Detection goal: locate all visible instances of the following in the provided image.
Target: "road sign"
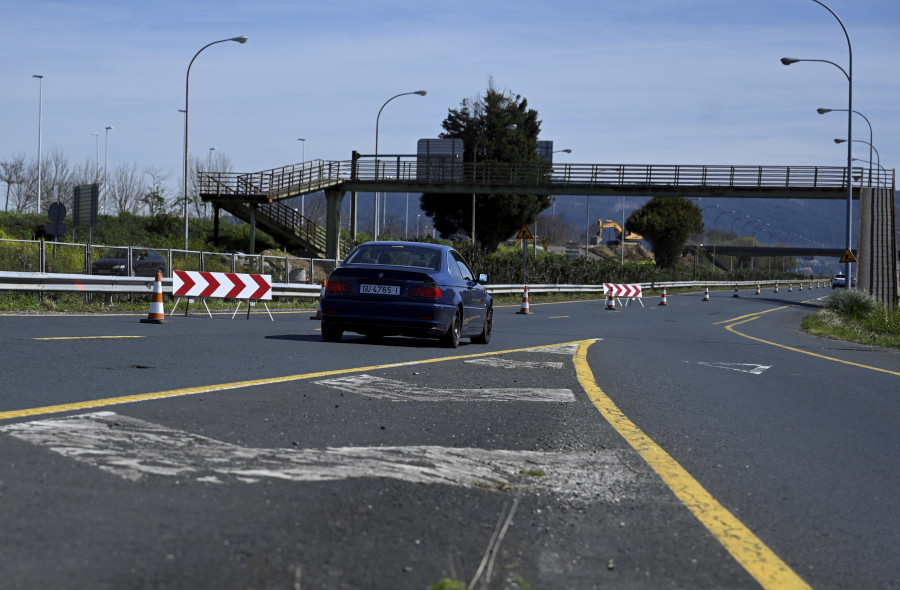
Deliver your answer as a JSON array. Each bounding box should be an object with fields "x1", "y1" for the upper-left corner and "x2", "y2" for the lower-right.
[
  {"x1": 173, "y1": 271, "x2": 272, "y2": 300},
  {"x1": 44, "y1": 222, "x2": 67, "y2": 237},
  {"x1": 517, "y1": 225, "x2": 534, "y2": 240},
  {"x1": 48, "y1": 202, "x2": 66, "y2": 223},
  {"x1": 839, "y1": 248, "x2": 857, "y2": 264},
  {"x1": 603, "y1": 283, "x2": 643, "y2": 298},
  {"x1": 73, "y1": 184, "x2": 99, "y2": 226}
]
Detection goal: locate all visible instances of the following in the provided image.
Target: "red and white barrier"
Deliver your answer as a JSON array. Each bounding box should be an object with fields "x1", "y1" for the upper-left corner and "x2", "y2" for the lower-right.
[
  {"x1": 603, "y1": 283, "x2": 642, "y2": 298},
  {"x1": 171, "y1": 271, "x2": 273, "y2": 320},
  {"x1": 173, "y1": 271, "x2": 272, "y2": 300}
]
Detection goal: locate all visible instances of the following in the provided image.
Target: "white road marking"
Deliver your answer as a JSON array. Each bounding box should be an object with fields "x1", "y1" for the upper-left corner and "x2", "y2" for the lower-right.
[
  {"x1": 529, "y1": 343, "x2": 581, "y2": 355},
  {"x1": 1, "y1": 412, "x2": 640, "y2": 503},
  {"x1": 698, "y1": 362, "x2": 772, "y2": 375},
  {"x1": 315, "y1": 374, "x2": 575, "y2": 403},
  {"x1": 464, "y1": 358, "x2": 564, "y2": 370}
]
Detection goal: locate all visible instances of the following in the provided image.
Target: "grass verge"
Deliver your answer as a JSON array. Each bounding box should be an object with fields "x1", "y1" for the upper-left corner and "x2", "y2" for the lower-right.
[{"x1": 803, "y1": 290, "x2": 900, "y2": 349}]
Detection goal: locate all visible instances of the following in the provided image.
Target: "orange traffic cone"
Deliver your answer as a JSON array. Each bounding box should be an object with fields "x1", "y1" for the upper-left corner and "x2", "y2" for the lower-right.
[
  {"x1": 755, "y1": 283, "x2": 761, "y2": 296},
  {"x1": 516, "y1": 286, "x2": 533, "y2": 314},
  {"x1": 658, "y1": 286, "x2": 668, "y2": 306},
  {"x1": 732, "y1": 285, "x2": 740, "y2": 298},
  {"x1": 141, "y1": 270, "x2": 169, "y2": 324},
  {"x1": 788, "y1": 284, "x2": 793, "y2": 292},
  {"x1": 702, "y1": 286, "x2": 710, "y2": 302},
  {"x1": 606, "y1": 293, "x2": 617, "y2": 311},
  {"x1": 311, "y1": 279, "x2": 326, "y2": 320},
  {"x1": 774, "y1": 283, "x2": 779, "y2": 294},
  {"x1": 799, "y1": 283, "x2": 804, "y2": 291}
]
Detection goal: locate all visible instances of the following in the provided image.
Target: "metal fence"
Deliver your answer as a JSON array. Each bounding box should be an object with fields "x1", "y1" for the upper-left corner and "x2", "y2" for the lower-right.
[{"x1": 0, "y1": 238, "x2": 338, "y2": 285}]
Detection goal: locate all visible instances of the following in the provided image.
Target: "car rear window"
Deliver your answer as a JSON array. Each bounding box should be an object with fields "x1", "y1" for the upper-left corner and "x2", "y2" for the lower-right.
[{"x1": 344, "y1": 245, "x2": 441, "y2": 270}]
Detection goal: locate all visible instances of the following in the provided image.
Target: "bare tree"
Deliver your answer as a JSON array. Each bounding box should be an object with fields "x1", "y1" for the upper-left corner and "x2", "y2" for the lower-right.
[
  {"x1": 1, "y1": 155, "x2": 27, "y2": 212},
  {"x1": 42, "y1": 149, "x2": 78, "y2": 212},
  {"x1": 107, "y1": 162, "x2": 147, "y2": 214},
  {"x1": 141, "y1": 166, "x2": 174, "y2": 216},
  {"x1": 188, "y1": 151, "x2": 233, "y2": 221}
]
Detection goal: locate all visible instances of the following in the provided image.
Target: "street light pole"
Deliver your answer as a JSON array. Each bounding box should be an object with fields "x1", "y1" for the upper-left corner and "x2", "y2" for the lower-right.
[
  {"x1": 104, "y1": 126, "x2": 113, "y2": 214},
  {"x1": 818, "y1": 108, "x2": 872, "y2": 185},
  {"x1": 374, "y1": 90, "x2": 427, "y2": 241},
  {"x1": 183, "y1": 35, "x2": 248, "y2": 251},
  {"x1": 298, "y1": 138, "x2": 306, "y2": 219},
  {"x1": 835, "y1": 138, "x2": 879, "y2": 186},
  {"x1": 90, "y1": 132, "x2": 100, "y2": 182},
  {"x1": 32, "y1": 75, "x2": 43, "y2": 213},
  {"x1": 781, "y1": 0, "x2": 853, "y2": 286}
]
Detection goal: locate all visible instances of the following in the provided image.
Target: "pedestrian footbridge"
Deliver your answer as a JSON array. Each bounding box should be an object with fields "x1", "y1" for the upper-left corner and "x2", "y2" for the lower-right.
[{"x1": 200, "y1": 155, "x2": 882, "y2": 258}]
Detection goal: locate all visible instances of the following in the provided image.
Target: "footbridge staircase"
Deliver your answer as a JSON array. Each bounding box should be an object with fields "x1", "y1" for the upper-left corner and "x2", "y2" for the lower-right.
[{"x1": 199, "y1": 160, "x2": 349, "y2": 257}]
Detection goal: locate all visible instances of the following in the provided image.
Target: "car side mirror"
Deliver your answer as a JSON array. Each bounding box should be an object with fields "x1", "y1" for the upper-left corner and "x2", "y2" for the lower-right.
[{"x1": 478, "y1": 273, "x2": 489, "y2": 284}]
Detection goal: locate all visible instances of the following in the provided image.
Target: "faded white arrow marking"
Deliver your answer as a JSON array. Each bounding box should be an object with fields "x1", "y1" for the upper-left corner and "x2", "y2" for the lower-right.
[
  {"x1": 315, "y1": 374, "x2": 574, "y2": 403},
  {"x1": 464, "y1": 358, "x2": 564, "y2": 370},
  {"x1": 0, "y1": 412, "x2": 639, "y2": 503},
  {"x1": 698, "y1": 362, "x2": 771, "y2": 375},
  {"x1": 528, "y1": 343, "x2": 581, "y2": 356}
]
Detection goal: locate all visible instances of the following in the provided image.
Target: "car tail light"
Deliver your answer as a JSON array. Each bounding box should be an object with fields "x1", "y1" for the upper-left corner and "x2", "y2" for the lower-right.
[
  {"x1": 325, "y1": 281, "x2": 351, "y2": 294},
  {"x1": 409, "y1": 283, "x2": 442, "y2": 299}
]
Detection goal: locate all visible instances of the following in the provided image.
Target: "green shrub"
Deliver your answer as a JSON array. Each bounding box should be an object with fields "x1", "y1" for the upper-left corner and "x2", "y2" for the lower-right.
[{"x1": 824, "y1": 288, "x2": 880, "y2": 320}]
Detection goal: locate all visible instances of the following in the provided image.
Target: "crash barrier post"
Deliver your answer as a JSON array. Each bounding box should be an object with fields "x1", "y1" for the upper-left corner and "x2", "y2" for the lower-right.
[
  {"x1": 516, "y1": 286, "x2": 533, "y2": 315},
  {"x1": 604, "y1": 283, "x2": 643, "y2": 308},
  {"x1": 170, "y1": 270, "x2": 273, "y2": 320},
  {"x1": 140, "y1": 270, "x2": 169, "y2": 324}
]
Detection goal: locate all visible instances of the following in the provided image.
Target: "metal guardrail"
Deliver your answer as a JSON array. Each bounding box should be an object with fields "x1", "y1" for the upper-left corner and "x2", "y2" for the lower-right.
[
  {"x1": 0, "y1": 273, "x2": 825, "y2": 299},
  {"x1": 0, "y1": 238, "x2": 339, "y2": 283}
]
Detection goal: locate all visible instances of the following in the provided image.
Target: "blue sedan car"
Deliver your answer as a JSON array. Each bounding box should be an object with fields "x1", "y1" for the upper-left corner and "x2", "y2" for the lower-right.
[{"x1": 320, "y1": 242, "x2": 492, "y2": 347}]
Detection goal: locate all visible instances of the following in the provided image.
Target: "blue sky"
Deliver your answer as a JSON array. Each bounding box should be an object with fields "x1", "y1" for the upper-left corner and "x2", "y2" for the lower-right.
[{"x1": 2, "y1": 0, "x2": 898, "y2": 196}]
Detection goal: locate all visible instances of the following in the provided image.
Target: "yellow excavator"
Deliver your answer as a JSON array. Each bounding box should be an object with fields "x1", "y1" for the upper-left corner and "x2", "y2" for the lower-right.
[{"x1": 597, "y1": 219, "x2": 643, "y2": 245}]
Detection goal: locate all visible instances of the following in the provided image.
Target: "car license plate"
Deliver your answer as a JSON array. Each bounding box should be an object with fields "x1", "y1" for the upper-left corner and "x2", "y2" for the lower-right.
[{"x1": 361, "y1": 284, "x2": 400, "y2": 295}]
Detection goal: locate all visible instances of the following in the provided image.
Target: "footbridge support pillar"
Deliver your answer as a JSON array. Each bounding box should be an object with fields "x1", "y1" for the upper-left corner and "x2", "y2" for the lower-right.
[{"x1": 324, "y1": 186, "x2": 346, "y2": 260}]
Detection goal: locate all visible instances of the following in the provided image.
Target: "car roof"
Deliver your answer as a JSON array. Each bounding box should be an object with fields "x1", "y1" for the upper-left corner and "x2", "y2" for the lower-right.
[{"x1": 361, "y1": 241, "x2": 449, "y2": 250}]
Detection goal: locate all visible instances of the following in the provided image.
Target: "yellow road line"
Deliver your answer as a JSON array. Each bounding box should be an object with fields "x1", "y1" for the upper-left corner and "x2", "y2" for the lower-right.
[
  {"x1": 712, "y1": 306, "x2": 789, "y2": 325},
  {"x1": 574, "y1": 339, "x2": 811, "y2": 590},
  {"x1": 0, "y1": 341, "x2": 579, "y2": 422},
  {"x1": 33, "y1": 336, "x2": 145, "y2": 341},
  {"x1": 726, "y1": 316, "x2": 900, "y2": 377}
]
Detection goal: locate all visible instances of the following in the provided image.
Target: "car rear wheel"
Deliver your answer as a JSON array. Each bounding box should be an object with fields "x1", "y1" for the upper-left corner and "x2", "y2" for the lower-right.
[
  {"x1": 440, "y1": 308, "x2": 461, "y2": 348},
  {"x1": 322, "y1": 322, "x2": 343, "y2": 342},
  {"x1": 471, "y1": 304, "x2": 492, "y2": 345}
]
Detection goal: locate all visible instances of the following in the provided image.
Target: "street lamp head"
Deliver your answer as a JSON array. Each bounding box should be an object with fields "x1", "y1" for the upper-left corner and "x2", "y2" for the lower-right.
[
  {"x1": 816, "y1": 108, "x2": 832, "y2": 114},
  {"x1": 834, "y1": 138, "x2": 846, "y2": 144},
  {"x1": 561, "y1": 148, "x2": 572, "y2": 153},
  {"x1": 780, "y1": 57, "x2": 800, "y2": 65},
  {"x1": 413, "y1": 90, "x2": 427, "y2": 96},
  {"x1": 33, "y1": 74, "x2": 44, "y2": 79},
  {"x1": 106, "y1": 126, "x2": 114, "y2": 131},
  {"x1": 231, "y1": 36, "x2": 249, "y2": 44}
]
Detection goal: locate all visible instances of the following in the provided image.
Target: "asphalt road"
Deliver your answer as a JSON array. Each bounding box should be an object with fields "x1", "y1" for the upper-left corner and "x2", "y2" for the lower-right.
[{"x1": 0, "y1": 286, "x2": 897, "y2": 589}]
